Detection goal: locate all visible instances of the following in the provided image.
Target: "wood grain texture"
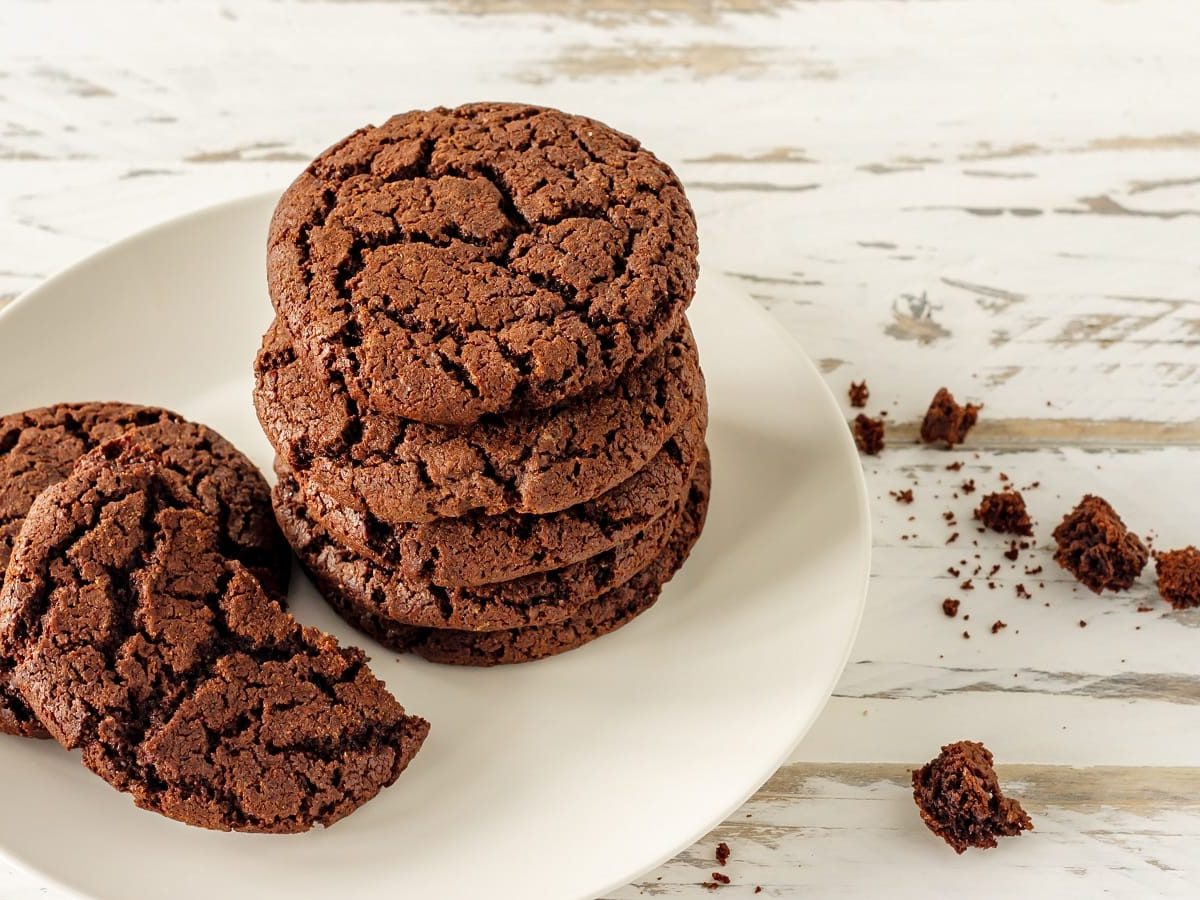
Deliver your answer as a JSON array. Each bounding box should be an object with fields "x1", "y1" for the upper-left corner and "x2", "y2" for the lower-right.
[{"x1": 1, "y1": 0, "x2": 1198, "y2": 896}]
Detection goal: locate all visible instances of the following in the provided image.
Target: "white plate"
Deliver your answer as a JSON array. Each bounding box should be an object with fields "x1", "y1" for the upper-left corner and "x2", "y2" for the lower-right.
[{"x1": 0, "y1": 194, "x2": 869, "y2": 900}]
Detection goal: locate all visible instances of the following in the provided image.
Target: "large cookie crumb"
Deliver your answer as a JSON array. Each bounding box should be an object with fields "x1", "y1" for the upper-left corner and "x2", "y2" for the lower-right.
[
  {"x1": 1155, "y1": 547, "x2": 1200, "y2": 610},
  {"x1": 976, "y1": 490, "x2": 1033, "y2": 537},
  {"x1": 1052, "y1": 495, "x2": 1147, "y2": 593},
  {"x1": 911, "y1": 740, "x2": 1032, "y2": 853},
  {"x1": 920, "y1": 388, "x2": 980, "y2": 449}
]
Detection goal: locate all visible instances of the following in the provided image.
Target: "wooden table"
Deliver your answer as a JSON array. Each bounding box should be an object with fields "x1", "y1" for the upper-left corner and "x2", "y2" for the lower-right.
[{"x1": 2, "y1": 2, "x2": 1198, "y2": 896}]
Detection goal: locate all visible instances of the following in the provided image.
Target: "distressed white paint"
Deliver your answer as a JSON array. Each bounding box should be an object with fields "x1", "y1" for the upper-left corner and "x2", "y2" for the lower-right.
[{"x1": 1, "y1": 0, "x2": 1198, "y2": 896}]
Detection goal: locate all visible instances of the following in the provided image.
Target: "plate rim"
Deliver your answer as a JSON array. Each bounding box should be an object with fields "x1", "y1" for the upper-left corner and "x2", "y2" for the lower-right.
[{"x1": 0, "y1": 190, "x2": 871, "y2": 900}]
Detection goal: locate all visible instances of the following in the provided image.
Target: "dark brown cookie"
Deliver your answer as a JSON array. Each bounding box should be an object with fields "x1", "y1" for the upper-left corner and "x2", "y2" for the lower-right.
[
  {"x1": 287, "y1": 405, "x2": 706, "y2": 587},
  {"x1": 324, "y1": 460, "x2": 709, "y2": 665},
  {"x1": 255, "y1": 315, "x2": 705, "y2": 522},
  {"x1": 0, "y1": 402, "x2": 290, "y2": 739},
  {"x1": 274, "y1": 452, "x2": 706, "y2": 632},
  {"x1": 0, "y1": 440, "x2": 428, "y2": 833},
  {"x1": 267, "y1": 102, "x2": 698, "y2": 425}
]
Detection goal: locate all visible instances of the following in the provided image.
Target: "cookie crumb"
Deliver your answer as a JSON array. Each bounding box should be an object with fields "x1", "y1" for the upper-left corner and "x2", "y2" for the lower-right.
[
  {"x1": 1004, "y1": 543, "x2": 1020, "y2": 562},
  {"x1": 960, "y1": 579, "x2": 974, "y2": 591},
  {"x1": 946, "y1": 532, "x2": 960, "y2": 545},
  {"x1": 716, "y1": 842, "x2": 731, "y2": 866},
  {"x1": 976, "y1": 490, "x2": 1033, "y2": 537},
  {"x1": 1079, "y1": 620, "x2": 1087, "y2": 628},
  {"x1": 1052, "y1": 495, "x2": 1148, "y2": 593},
  {"x1": 946, "y1": 461, "x2": 965, "y2": 472},
  {"x1": 711, "y1": 873, "x2": 731, "y2": 885},
  {"x1": 911, "y1": 740, "x2": 1033, "y2": 853},
  {"x1": 1024, "y1": 565, "x2": 1043, "y2": 576},
  {"x1": 1015, "y1": 584, "x2": 1031, "y2": 600},
  {"x1": 849, "y1": 380, "x2": 870, "y2": 408},
  {"x1": 853, "y1": 414, "x2": 885, "y2": 455},
  {"x1": 1154, "y1": 547, "x2": 1200, "y2": 610},
  {"x1": 961, "y1": 479, "x2": 977, "y2": 495},
  {"x1": 920, "y1": 388, "x2": 981, "y2": 449},
  {"x1": 891, "y1": 488, "x2": 915, "y2": 504},
  {"x1": 943, "y1": 598, "x2": 961, "y2": 617},
  {"x1": 962, "y1": 630, "x2": 970, "y2": 639},
  {"x1": 991, "y1": 620, "x2": 1007, "y2": 634}
]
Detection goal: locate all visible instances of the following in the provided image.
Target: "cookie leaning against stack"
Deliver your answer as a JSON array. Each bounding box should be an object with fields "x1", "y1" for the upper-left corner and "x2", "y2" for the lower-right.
[
  {"x1": 0, "y1": 405, "x2": 428, "y2": 832},
  {"x1": 257, "y1": 102, "x2": 709, "y2": 664}
]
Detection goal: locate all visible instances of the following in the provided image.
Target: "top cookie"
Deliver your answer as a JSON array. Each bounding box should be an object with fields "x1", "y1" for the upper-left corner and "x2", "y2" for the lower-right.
[
  {"x1": 0, "y1": 440, "x2": 428, "y2": 833},
  {"x1": 268, "y1": 102, "x2": 699, "y2": 425}
]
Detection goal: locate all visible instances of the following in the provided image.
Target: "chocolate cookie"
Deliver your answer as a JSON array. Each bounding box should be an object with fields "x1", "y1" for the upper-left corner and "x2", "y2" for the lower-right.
[
  {"x1": 0, "y1": 440, "x2": 428, "y2": 832},
  {"x1": 0, "y1": 402, "x2": 290, "y2": 739},
  {"x1": 326, "y1": 460, "x2": 709, "y2": 665},
  {"x1": 255, "y1": 315, "x2": 705, "y2": 522},
  {"x1": 287, "y1": 404, "x2": 706, "y2": 587},
  {"x1": 267, "y1": 102, "x2": 699, "y2": 425},
  {"x1": 274, "y1": 453, "x2": 705, "y2": 632}
]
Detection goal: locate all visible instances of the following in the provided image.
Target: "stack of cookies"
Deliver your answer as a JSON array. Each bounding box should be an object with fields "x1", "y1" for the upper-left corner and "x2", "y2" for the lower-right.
[{"x1": 255, "y1": 102, "x2": 710, "y2": 665}]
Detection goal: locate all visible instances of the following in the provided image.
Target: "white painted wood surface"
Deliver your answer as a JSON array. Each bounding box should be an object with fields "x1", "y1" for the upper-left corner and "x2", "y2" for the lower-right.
[{"x1": 2, "y1": 1, "x2": 1198, "y2": 896}]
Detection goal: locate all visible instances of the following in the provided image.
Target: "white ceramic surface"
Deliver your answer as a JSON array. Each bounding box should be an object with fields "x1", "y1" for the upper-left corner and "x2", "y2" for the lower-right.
[{"x1": 0, "y1": 194, "x2": 869, "y2": 900}]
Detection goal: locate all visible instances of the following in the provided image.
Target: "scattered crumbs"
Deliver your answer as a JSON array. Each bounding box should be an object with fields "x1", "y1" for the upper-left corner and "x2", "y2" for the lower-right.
[
  {"x1": 1003, "y1": 542, "x2": 1021, "y2": 561},
  {"x1": 702, "y1": 882, "x2": 719, "y2": 891},
  {"x1": 947, "y1": 566, "x2": 961, "y2": 577},
  {"x1": 986, "y1": 581, "x2": 996, "y2": 590},
  {"x1": 1022, "y1": 481, "x2": 1041, "y2": 491},
  {"x1": 963, "y1": 630, "x2": 971, "y2": 639},
  {"x1": 943, "y1": 598, "x2": 961, "y2": 617},
  {"x1": 849, "y1": 380, "x2": 870, "y2": 408},
  {"x1": 901, "y1": 535, "x2": 910, "y2": 541},
  {"x1": 998, "y1": 472, "x2": 1010, "y2": 482},
  {"x1": 961, "y1": 579, "x2": 974, "y2": 591},
  {"x1": 908, "y1": 516, "x2": 916, "y2": 522},
  {"x1": 991, "y1": 620, "x2": 1007, "y2": 634},
  {"x1": 755, "y1": 888, "x2": 763, "y2": 895},
  {"x1": 972, "y1": 565, "x2": 981, "y2": 576},
  {"x1": 963, "y1": 614, "x2": 970, "y2": 621},
  {"x1": 891, "y1": 488, "x2": 915, "y2": 504},
  {"x1": 943, "y1": 510, "x2": 957, "y2": 523},
  {"x1": 1137, "y1": 605, "x2": 1153, "y2": 613},
  {"x1": 946, "y1": 532, "x2": 960, "y2": 545},
  {"x1": 988, "y1": 564, "x2": 1001, "y2": 577},
  {"x1": 946, "y1": 461, "x2": 965, "y2": 472},
  {"x1": 1015, "y1": 584, "x2": 1031, "y2": 599},
  {"x1": 853, "y1": 414, "x2": 885, "y2": 455},
  {"x1": 1038, "y1": 581, "x2": 1045, "y2": 589},
  {"x1": 880, "y1": 409, "x2": 889, "y2": 417},
  {"x1": 1024, "y1": 565, "x2": 1043, "y2": 575},
  {"x1": 711, "y1": 872, "x2": 731, "y2": 885},
  {"x1": 961, "y1": 479, "x2": 977, "y2": 494},
  {"x1": 1079, "y1": 620, "x2": 1087, "y2": 628},
  {"x1": 716, "y1": 842, "x2": 730, "y2": 867}
]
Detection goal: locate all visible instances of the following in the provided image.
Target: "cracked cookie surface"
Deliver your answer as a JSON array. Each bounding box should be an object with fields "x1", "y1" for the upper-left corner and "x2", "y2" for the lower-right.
[
  {"x1": 325, "y1": 462, "x2": 709, "y2": 666},
  {"x1": 0, "y1": 440, "x2": 428, "y2": 833},
  {"x1": 285, "y1": 403, "x2": 706, "y2": 587},
  {"x1": 274, "y1": 453, "x2": 706, "y2": 632},
  {"x1": 0, "y1": 403, "x2": 290, "y2": 738},
  {"x1": 267, "y1": 102, "x2": 699, "y2": 425},
  {"x1": 255, "y1": 315, "x2": 704, "y2": 522}
]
